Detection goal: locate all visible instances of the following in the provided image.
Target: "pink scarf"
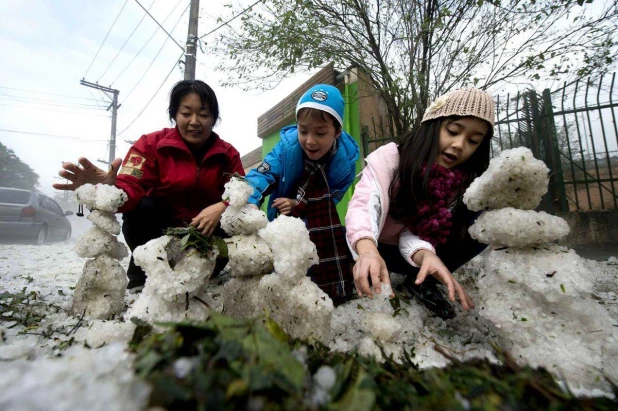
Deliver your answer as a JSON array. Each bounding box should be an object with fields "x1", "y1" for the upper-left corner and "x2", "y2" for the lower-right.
[{"x1": 407, "y1": 163, "x2": 464, "y2": 246}]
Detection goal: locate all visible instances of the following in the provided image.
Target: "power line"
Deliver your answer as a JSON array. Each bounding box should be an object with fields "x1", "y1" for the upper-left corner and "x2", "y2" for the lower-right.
[
  {"x1": 199, "y1": 0, "x2": 263, "y2": 40},
  {"x1": 83, "y1": 0, "x2": 130, "y2": 79},
  {"x1": 117, "y1": 52, "x2": 184, "y2": 137},
  {"x1": 97, "y1": 0, "x2": 158, "y2": 83},
  {"x1": 0, "y1": 128, "x2": 108, "y2": 142},
  {"x1": 121, "y1": 3, "x2": 189, "y2": 104},
  {"x1": 0, "y1": 94, "x2": 107, "y2": 109},
  {"x1": 0, "y1": 103, "x2": 111, "y2": 117},
  {"x1": 111, "y1": 0, "x2": 183, "y2": 85},
  {"x1": 0, "y1": 86, "x2": 100, "y2": 101},
  {"x1": 134, "y1": 0, "x2": 185, "y2": 52}
]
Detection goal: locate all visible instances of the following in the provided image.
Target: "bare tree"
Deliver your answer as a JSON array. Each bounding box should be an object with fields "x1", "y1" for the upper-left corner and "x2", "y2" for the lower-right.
[{"x1": 210, "y1": 0, "x2": 617, "y2": 137}]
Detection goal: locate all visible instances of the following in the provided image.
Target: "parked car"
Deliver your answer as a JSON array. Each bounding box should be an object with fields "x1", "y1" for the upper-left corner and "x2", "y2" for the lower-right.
[{"x1": 0, "y1": 187, "x2": 72, "y2": 245}]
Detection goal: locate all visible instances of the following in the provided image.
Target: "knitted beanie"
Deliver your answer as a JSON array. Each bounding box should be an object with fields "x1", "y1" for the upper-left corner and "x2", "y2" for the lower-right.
[
  {"x1": 296, "y1": 84, "x2": 344, "y2": 126},
  {"x1": 421, "y1": 88, "x2": 495, "y2": 126}
]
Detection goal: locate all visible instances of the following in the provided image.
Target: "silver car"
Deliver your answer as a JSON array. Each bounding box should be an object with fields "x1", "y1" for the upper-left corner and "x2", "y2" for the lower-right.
[{"x1": 0, "y1": 187, "x2": 72, "y2": 244}]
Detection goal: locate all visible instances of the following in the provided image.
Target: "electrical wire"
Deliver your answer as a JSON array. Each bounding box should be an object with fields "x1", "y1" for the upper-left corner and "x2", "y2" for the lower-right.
[
  {"x1": 83, "y1": 0, "x2": 130, "y2": 79},
  {"x1": 121, "y1": 2, "x2": 189, "y2": 104},
  {"x1": 0, "y1": 128, "x2": 108, "y2": 142},
  {"x1": 0, "y1": 103, "x2": 110, "y2": 117},
  {"x1": 111, "y1": 0, "x2": 183, "y2": 85},
  {"x1": 0, "y1": 86, "x2": 100, "y2": 101},
  {"x1": 97, "y1": 0, "x2": 158, "y2": 83},
  {"x1": 117, "y1": 52, "x2": 184, "y2": 137},
  {"x1": 134, "y1": 0, "x2": 184, "y2": 51},
  {"x1": 0, "y1": 94, "x2": 106, "y2": 109},
  {"x1": 199, "y1": 0, "x2": 263, "y2": 40}
]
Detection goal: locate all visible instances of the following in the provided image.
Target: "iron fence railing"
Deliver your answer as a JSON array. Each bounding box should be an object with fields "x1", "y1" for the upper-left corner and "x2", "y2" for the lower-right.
[{"x1": 362, "y1": 73, "x2": 618, "y2": 214}]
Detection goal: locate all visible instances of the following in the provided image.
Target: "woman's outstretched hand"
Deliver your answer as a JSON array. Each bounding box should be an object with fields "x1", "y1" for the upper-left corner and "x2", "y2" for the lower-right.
[
  {"x1": 353, "y1": 238, "x2": 393, "y2": 298},
  {"x1": 52, "y1": 157, "x2": 122, "y2": 191},
  {"x1": 190, "y1": 202, "x2": 227, "y2": 236},
  {"x1": 413, "y1": 250, "x2": 475, "y2": 311}
]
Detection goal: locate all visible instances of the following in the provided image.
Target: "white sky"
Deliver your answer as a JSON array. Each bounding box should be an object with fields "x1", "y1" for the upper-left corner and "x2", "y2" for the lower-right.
[{"x1": 0, "y1": 0, "x2": 315, "y2": 197}]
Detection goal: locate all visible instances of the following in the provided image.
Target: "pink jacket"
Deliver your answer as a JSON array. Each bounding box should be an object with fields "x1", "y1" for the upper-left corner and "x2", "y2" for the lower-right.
[{"x1": 345, "y1": 143, "x2": 435, "y2": 266}]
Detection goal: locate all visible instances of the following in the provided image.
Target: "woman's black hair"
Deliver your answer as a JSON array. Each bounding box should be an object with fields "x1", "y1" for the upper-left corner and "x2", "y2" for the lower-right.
[
  {"x1": 168, "y1": 80, "x2": 220, "y2": 123},
  {"x1": 389, "y1": 116, "x2": 493, "y2": 227}
]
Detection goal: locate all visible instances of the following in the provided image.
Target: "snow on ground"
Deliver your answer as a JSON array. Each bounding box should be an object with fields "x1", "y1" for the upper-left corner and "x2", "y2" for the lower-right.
[{"x1": 0, "y1": 240, "x2": 617, "y2": 409}]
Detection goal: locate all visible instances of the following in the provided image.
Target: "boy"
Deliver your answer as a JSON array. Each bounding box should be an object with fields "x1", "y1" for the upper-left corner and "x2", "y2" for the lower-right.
[{"x1": 245, "y1": 84, "x2": 360, "y2": 304}]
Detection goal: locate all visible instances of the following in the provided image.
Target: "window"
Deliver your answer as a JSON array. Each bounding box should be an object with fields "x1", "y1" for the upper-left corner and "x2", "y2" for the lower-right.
[{"x1": 0, "y1": 188, "x2": 31, "y2": 204}]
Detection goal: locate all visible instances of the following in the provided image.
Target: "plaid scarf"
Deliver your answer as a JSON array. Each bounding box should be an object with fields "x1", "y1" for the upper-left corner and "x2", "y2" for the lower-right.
[{"x1": 291, "y1": 158, "x2": 353, "y2": 302}]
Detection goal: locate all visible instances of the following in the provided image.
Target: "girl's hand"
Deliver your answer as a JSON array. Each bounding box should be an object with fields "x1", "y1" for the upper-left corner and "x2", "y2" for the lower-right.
[
  {"x1": 271, "y1": 197, "x2": 296, "y2": 215},
  {"x1": 52, "y1": 157, "x2": 122, "y2": 191},
  {"x1": 247, "y1": 204, "x2": 259, "y2": 210},
  {"x1": 353, "y1": 239, "x2": 393, "y2": 298},
  {"x1": 413, "y1": 250, "x2": 474, "y2": 311},
  {"x1": 190, "y1": 202, "x2": 227, "y2": 236}
]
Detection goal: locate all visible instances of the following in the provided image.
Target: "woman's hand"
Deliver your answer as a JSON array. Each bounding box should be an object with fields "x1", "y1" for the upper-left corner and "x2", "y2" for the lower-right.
[
  {"x1": 190, "y1": 202, "x2": 227, "y2": 236},
  {"x1": 353, "y1": 239, "x2": 392, "y2": 298},
  {"x1": 271, "y1": 197, "x2": 296, "y2": 215},
  {"x1": 52, "y1": 157, "x2": 122, "y2": 191},
  {"x1": 413, "y1": 250, "x2": 474, "y2": 311}
]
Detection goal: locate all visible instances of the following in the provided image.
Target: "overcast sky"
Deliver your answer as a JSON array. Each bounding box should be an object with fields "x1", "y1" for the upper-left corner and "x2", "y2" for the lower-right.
[{"x1": 0, "y1": 0, "x2": 314, "y2": 196}]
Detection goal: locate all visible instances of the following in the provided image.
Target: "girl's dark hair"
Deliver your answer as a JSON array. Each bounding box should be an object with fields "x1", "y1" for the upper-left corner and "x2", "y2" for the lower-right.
[
  {"x1": 389, "y1": 116, "x2": 493, "y2": 226},
  {"x1": 297, "y1": 108, "x2": 342, "y2": 133},
  {"x1": 168, "y1": 80, "x2": 220, "y2": 123}
]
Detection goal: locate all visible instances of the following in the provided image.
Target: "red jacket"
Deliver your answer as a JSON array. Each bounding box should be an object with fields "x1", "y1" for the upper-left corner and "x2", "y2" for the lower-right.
[{"x1": 116, "y1": 127, "x2": 244, "y2": 223}]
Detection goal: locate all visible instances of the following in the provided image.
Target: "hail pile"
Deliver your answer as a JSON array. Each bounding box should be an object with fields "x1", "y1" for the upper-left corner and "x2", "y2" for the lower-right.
[
  {"x1": 70, "y1": 184, "x2": 129, "y2": 320},
  {"x1": 221, "y1": 178, "x2": 334, "y2": 343},
  {"x1": 464, "y1": 147, "x2": 618, "y2": 391}
]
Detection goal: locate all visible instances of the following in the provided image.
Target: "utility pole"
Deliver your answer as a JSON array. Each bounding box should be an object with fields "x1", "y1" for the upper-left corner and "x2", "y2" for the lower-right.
[
  {"x1": 184, "y1": 0, "x2": 200, "y2": 80},
  {"x1": 79, "y1": 80, "x2": 120, "y2": 165}
]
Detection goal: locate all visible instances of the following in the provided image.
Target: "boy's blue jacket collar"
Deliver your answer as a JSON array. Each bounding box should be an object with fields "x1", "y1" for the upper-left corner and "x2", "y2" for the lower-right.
[{"x1": 245, "y1": 125, "x2": 360, "y2": 221}]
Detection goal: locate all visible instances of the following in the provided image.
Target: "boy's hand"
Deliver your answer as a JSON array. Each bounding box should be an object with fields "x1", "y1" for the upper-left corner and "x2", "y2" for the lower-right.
[
  {"x1": 271, "y1": 197, "x2": 296, "y2": 215},
  {"x1": 413, "y1": 250, "x2": 474, "y2": 311},
  {"x1": 190, "y1": 202, "x2": 226, "y2": 236},
  {"x1": 52, "y1": 157, "x2": 122, "y2": 191}
]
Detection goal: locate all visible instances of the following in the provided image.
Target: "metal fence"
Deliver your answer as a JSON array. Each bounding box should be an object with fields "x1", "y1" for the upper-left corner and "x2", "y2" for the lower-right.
[
  {"x1": 494, "y1": 74, "x2": 618, "y2": 213},
  {"x1": 361, "y1": 73, "x2": 618, "y2": 214}
]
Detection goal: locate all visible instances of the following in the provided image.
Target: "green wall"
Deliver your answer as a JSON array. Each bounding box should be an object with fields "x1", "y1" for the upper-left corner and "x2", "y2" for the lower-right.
[
  {"x1": 255, "y1": 80, "x2": 364, "y2": 222},
  {"x1": 336, "y1": 80, "x2": 362, "y2": 223}
]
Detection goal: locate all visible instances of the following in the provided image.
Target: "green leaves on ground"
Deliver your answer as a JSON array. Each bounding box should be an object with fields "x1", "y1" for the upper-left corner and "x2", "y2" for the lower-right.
[
  {"x1": 164, "y1": 226, "x2": 228, "y2": 261},
  {"x1": 0, "y1": 288, "x2": 46, "y2": 329},
  {"x1": 132, "y1": 314, "x2": 617, "y2": 410}
]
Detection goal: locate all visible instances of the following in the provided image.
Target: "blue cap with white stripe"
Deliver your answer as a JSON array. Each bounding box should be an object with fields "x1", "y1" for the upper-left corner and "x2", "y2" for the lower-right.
[{"x1": 296, "y1": 84, "x2": 344, "y2": 126}]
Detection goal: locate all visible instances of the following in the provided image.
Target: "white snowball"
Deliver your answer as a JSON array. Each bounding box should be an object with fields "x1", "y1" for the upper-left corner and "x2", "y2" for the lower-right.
[
  {"x1": 71, "y1": 254, "x2": 127, "y2": 320},
  {"x1": 463, "y1": 147, "x2": 549, "y2": 211},
  {"x1": 87, "y1": 210, "x2": 121, "y2": 235},
  {"x1": 258, "y1": 215, "x2": 318, "y2": 278},
  {"x1": 258, "y1": 275, "x2": 334, "y2": 344},
  {"x1": 469, "y1": 208, "x2": 570, "y2": 247},
  {"x1": 132, "y1": 236, "x2": 217, "y2": 303},
  {"x1": 73, "y1": 226, "x2": 128, "y2": 261},
  {"x1": 225, "y1": 235, "x2": 273, "y2": 277},
  {"x1": 222, "y1": 177, "x2": 255, "y2": 208},
  {"x1": 221, "y1": 277, "x2": 263, "y2": 319},
  {"x1": 74, "y1": 183, "x2": 127, "y2": 213},
  {"x1": 477, "y1": 247, "x2": 618, "y2": 390},
  {"x1": 221, "y1": 205, "x2": 268, "y2": 236}
]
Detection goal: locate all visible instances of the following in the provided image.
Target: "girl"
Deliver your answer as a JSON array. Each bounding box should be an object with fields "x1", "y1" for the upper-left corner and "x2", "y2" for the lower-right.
[{"x1": 345, "y1": 88, "x2": 494, "y2": 319}]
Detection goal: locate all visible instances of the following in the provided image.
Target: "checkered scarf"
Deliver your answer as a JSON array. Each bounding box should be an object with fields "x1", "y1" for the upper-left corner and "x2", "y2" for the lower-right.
[{"x1": 291, "y1": 158, "x2": 353, "y2": 302}]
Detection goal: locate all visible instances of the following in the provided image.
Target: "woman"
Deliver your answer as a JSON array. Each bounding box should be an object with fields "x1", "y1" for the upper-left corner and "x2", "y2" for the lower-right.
[{"x1": 54, "y1": 80, "x2": 244, "y2": 290}]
